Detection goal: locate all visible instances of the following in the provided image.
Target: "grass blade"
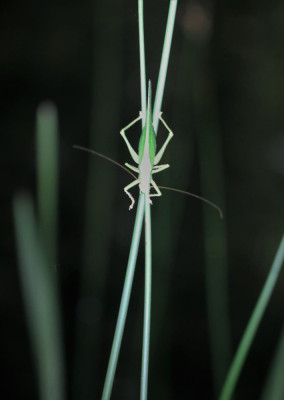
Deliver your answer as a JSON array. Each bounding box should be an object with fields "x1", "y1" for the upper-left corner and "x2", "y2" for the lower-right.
[
  {"x1": 140, "y1": 2, "x2": 177, "y2": 399},
  {"x1": 73, "y1": 2, "x2": 123, "y2": 397},
  {"x1": 102, "y1": 2, "x2": 178, "y2": 398},
  {"x1": 138, "y1": 0, "x2": 147, "y2": 123},
  {"x1": 140, "y1": 198, "x2": 152, "y2": 400},
  {"x1": 101, "y1": 3, "x2": 147, "y2": 398},
  {"x1": 36, "y1": 102, "x2": 58, "y2": 265},
  {"x1": 219, "y1": 234, "x2": 284, "y2": 400},
  {"x1": 138, "y1": 2, "x2": 151, "y2": 399},
  {"x1": 260, "y1": 325, "x2": 284, "y2": 400},
  {"x1": 13, "y1": 193, "x2": 65, "y2": 400},
  {"x1": 153, "y1": 0, "x2": 178, "y2": 132},
  {"x1": 101, "y1": 195, "x2": 145, "y2": 400},
  {"x1": 195, "y1": 92, "x2": 231, "y2": 391}
]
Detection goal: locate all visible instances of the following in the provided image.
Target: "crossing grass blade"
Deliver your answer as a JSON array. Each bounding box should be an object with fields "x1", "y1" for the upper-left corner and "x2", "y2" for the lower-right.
[
  {"x1": 219, "y1": 234, "x2": 284, "y2": 400},
  {"x1": 260, "y1": 325, "x2": 284, "y2": 400},
  {"x1": 101, "y1": 2, "x2": 177, "y2": 399}
]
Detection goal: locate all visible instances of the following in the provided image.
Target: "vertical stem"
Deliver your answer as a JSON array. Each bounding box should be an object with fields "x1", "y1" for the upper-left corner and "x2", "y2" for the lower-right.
[
  {"x1": 153, "y1": 0, "x2": 178, "y2": 133},
  {"x1": 190, "y1": 38, "x2": 231, "y2": 393},
  {"x1": 73, "y1": 1, "x2": 123, "y2": 398},
  {"x1": 13, "y1": 193, "x2": 65, "y2": 400},
  {"x1": 101, "y1": 195, "x2": 145, "y2": 400},
  {"x1": 139, "y1": 3, "x2": 151, "y2": 398},
  {"x1": 139, "y1": 2, "x2": 178, "y2": 399},
  {"x1": 36, "y1": 102, "x2": 58, "y2": 266},
  {"x1": 140, "y1": 197, "x2": 152, "y2": 400},
  {"x1": 101, "y1": 3, "x2": 147, "y2": 399},
  {"x1": 138, "y1": 0, "x2": 147, "y2": 123},
  {"x1": 260, "y1": 325, "x2": 284, "y2": 400},
  {"x1": 219, "y1": 234, "x2": 284, "y2": 400}
]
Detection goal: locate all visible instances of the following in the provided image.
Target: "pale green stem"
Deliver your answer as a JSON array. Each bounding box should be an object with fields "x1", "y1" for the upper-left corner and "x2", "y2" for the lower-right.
[
  {"x1": 139, "y1": 2, "x2": 151, "y2": 398},
  {"x1": 219, "y1": 234, "x2": 284, "y2": 400},
  {"x1": 261, "y1": 325, "x2": 284, "y2": 400},
  {"x1": 36, "y1": 102, "x2": 58, "y2": 266},
  {"x1": 140, "y1": 197, "x2": 152, "y2": 400},
  {"x1": 101, "y1": 195, "x2": 145, "y2": 400},
  {"x1": 13, "y1": 193, "x2": 65, "y2": 400},
  {"x1": 102, "y1": 2, "x2": 177, "y2": 398},
  {"x1": 153, "y1": 0, "x2": 178, "y2": 132},
  {"x1": 139, "y1": 1, "x2": 177, "y2": 399},
  {"x1": 138, "y1": 0, "x2": 147, "y2": 123},
  {"x1": 73, "y1": 2, "x2": 123, "y2": 397},
  {"x1": 102, "y1": 2, "x2": 147, "y2": 398}
]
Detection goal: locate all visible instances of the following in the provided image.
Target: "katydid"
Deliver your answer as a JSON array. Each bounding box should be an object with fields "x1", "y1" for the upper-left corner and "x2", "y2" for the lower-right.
[
  {"x1": 74, "y1": 81, "x2": 223, "y2": 218},
  {"x1": 120, "y1": 80, "x2": 173, "y2": 210}
]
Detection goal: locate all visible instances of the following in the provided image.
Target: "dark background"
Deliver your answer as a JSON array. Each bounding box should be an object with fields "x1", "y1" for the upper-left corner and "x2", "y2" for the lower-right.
[{"x1": 2, "y1": 0, "x2": 284, "y2": 399}]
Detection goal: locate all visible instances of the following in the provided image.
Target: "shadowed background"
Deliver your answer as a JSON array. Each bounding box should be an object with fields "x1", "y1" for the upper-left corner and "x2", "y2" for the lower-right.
[{"x1": 2, "y1": 0, "x2": 284, "y2": 399}]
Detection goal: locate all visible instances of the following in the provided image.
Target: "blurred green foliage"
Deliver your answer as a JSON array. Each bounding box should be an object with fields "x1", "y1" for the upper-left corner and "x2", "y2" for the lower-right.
[{"x1": 3, "y1": 1, "x2": 284, "y2": 399}]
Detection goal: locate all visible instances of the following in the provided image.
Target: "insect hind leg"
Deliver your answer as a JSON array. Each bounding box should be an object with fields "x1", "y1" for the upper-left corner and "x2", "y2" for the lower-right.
[
  {"x1": 124, "y1": 179, "x2": 139, "y2": 210},
  {"x1": 148, "y1": 179, "x2": 162, "y2": 205}
]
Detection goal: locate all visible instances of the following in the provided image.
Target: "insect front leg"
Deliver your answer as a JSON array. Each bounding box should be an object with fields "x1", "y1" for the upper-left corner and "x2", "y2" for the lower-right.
[
  {"x1": 120, "y1": 112, "x2": 142, "y2": 164},
  {"x1": 152, "y1": 164, "x2": 170, "y2": 174},
  {"x1": 124, "y1": 179, "x2": 140, "y2": 210},
  {"x1": 154, "y1": 113, "x2": 174, "y2": 165},
  {"x1": 125, "y1": 163, "x2": 139, "y2": 173}
]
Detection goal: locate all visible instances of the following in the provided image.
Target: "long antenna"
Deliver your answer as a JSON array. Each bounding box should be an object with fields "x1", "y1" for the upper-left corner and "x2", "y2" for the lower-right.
[
  {"x1": 73, "y1": 145, "x2": 223, "y2": 218},
  {"x1": 73, "y1": 145, "x2": 137, "y2": 180},
  {"x1": 158, "y1": 186, "x2": 223, "y2": 219}
]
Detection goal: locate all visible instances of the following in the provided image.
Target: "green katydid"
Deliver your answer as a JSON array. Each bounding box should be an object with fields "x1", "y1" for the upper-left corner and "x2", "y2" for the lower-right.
[
  {"x1": 120, "y1": 80, "x2": 173, "y2": 210},
  {"x1": 74, "y1": 80, "x2": 223, "y2": 218}
]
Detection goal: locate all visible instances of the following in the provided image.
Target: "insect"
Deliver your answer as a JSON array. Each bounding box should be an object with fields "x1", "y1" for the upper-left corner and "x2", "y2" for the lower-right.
[
  {"x1": 74, "y1": 81, "x2": 223, "y2": 218},
  {"x1": 120, "y1": 80, "x2": 173, "y2": 209}
]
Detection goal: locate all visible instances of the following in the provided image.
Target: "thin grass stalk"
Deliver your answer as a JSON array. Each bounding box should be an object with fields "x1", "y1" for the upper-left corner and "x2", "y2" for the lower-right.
[
  {"x1": 260, "y1": 325, "x2": 284, "y2": 400},
  {"x1": 153, "y1": 0, "x2": 178, "y2": 132},
  {"x1": 140, "y1": 198, "x2": 152, "y2": 400},
  {"x1": 219, "y1": 234, "x2": 284, "y2": 400},
  {"x1": 36, "y1": 102, "x2": 58, "y2": 265},
  {"x1": 194, "y1": 68, "x2": 231, "y2": 390},
  {"x1": 138, "y1": 1, "x2": 151, "y2": 398},
  {"x1": 138, "y1": 0, "x2": 147, "y2": 124},
  {"x1": 149, "y1": 34, "x2": 193, "y2": 400},
  {"x1": 101, "y1": 195, "x2": 145, "y2": 400},
  {"x1": 101, "y1": 3, "x2": 147, "y2": 398},
  {"x1": 73, "y1": 2, "x2": 123, "y2": 397},
  {"x1": 102, "y1": 1, "x2": 177, "y2": 398},
  {"x1": 13, "y1": 193, "x2": 65, "y2": 400},
  {"x1": 140, "y1": 2, "x2": 177, "y2": 398}
]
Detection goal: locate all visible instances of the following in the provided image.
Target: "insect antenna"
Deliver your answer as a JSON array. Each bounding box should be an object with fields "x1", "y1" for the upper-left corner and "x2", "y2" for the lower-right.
[
  {"x1": 73, "y1": 145, "x2": 137, "y2": 180},
  {"x1": 158, "y1": 186, "x2": 223, "y2": 219},
  {"x1": 73, "y1": 145, "x2": 223, "y2": 218}
]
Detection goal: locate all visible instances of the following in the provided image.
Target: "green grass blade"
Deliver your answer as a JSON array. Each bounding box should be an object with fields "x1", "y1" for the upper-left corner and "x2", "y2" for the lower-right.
[
  {"x1": 138, "y1": 0, "x2": 147, "y2": 123},
  {"x1": 139, "y1": 2, "x2": 177, "y2": 399},
  {"x1": 13, "y1": 193, "x2": 65, "y2": 400},
  {"x1": 196, "y1": 108, "x2": 231, "y2": 391},
  {"x1": 138, "y1": 2, "x2": 151, "y2": 398},
  {"x1": 102, "y1": 3, "x2": 147, "y2": 398},
  {"x1": 153, "y1": 0, "x2": 178, "y2": 132},
  {"x1": 73, "y1": 2, "x2": 123, "y2": 397},
  {"x1": 260, "y1": 325, "x2": 284, "y2": 400},
  {"x1": 102, "y1": 2, "x2": 177, "y2": 398},
  {"x1": 101, "y1": 195, "x2": 145, "y2": 400},
  {"x1": 140, "y1": 198, "x2": 152, "y2": 400},
  {"x1": 219, "y1": 234, "x2": 284, "y2": 400},
  {"x1": 36, "y1": 102, "x2": 58, "y2": 265}
]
